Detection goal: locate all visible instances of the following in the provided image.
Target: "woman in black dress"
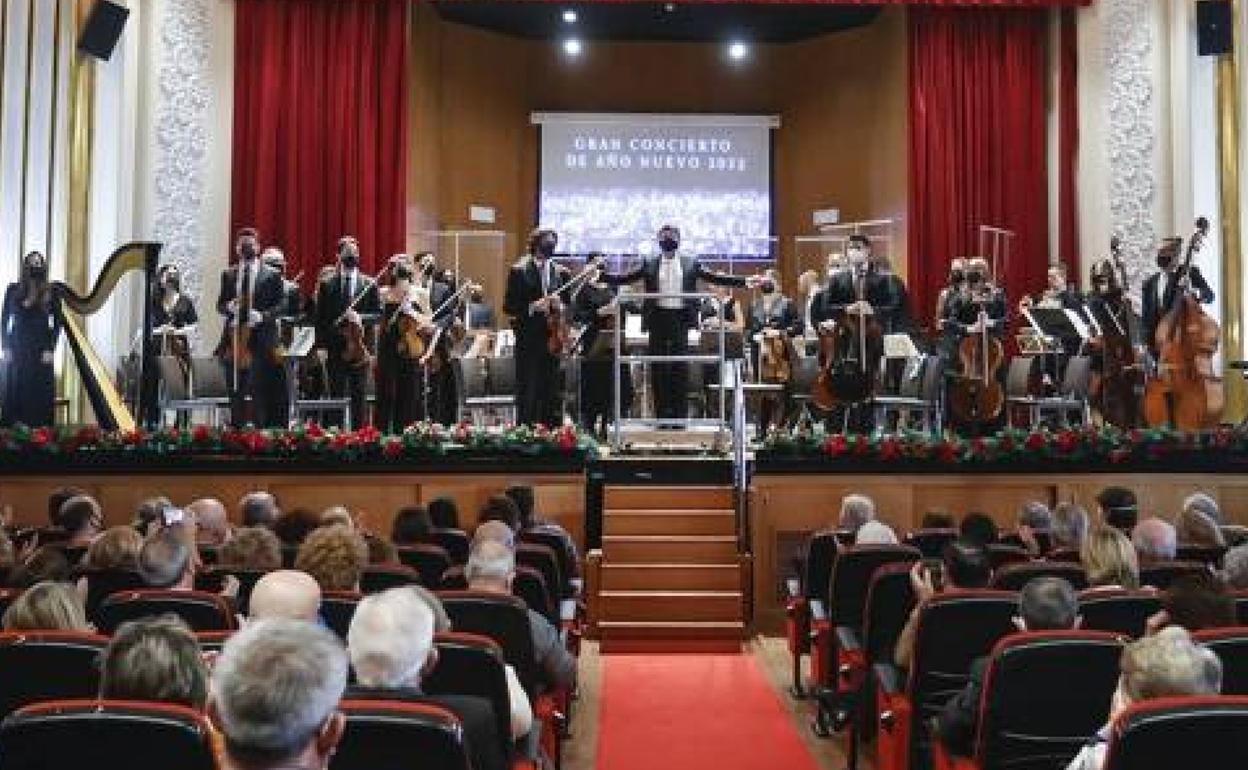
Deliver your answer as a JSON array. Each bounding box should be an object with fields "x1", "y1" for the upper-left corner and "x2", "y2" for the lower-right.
[
  {"x1": 2, "y1": 251, "x2": 61, "y2": 427},
  {"x1": 376, "y1": 256, "x2": 429, "y2": 432},
  {"x1": 144, "y1": 264, "x2": 199, "y2": 424}
]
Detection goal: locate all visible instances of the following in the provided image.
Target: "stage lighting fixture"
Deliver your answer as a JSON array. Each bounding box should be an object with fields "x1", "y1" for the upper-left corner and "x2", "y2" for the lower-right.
[
  {"x1": 563, "y1": 38, "x2": 583, "y2": 57},
  {"x1": 562, "y1": 9, "x2": 578, "y2": 24},
  {"x1": 727, "y1": 41, "x2": 749, "y2": 61}
]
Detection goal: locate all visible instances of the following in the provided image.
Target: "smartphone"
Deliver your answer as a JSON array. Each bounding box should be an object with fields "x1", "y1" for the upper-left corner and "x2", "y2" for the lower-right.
[
  {"x1": 161, "y1": 506, "x2": 185, "y2": 527},
  {"x1": 921, "y1": 558, "x2": 945, "y2": 592}
]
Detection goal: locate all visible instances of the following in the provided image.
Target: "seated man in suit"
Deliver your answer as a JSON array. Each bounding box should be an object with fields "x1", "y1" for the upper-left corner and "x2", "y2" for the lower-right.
[{"x1": 347, "y1": 586, "x2": 506, "y2": 770}]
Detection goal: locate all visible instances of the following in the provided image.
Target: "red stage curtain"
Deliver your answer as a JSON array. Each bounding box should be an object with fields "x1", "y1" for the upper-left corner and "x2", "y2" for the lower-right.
[
  {"x1": 231, "y1": 0, "x2": 408, "y2": 283},
  {"x1": 907, "y1": 6, "x2": 1050, "y2": 327}
]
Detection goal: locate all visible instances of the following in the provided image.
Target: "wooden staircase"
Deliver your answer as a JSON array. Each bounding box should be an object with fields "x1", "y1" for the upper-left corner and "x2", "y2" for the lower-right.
[{"x1": 590, "y1": 485, "x2": 748, "y2": 652}]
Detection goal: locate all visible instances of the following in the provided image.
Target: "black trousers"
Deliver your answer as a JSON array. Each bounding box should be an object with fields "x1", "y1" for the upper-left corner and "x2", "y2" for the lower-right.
[
  {"x1": 428, "y1": 360, "x2": 458, "y2": 425},
  {"x1": 327, "y1": 353, "x2": 369, "y2": 429},
  {"x1": 376, "y1": 354, "x2": 424, "y2": 432},
  {"x1": 648, "y1": 309, "x2": 689, "y2": 419},
  {"x1": 515, "y1": 337, "x2": 561, "y2": 426},
  {"x1": 580, "y1": 358, "x2": 633, "y2": 430},
  {"x1": 227, "y1": 352, "x2": 283, "y2": 428}
]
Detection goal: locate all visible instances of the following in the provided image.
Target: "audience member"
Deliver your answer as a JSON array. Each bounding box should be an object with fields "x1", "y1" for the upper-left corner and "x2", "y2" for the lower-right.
[
  {"x1": 0, "y1": 531, "x2": 14, "y2": 583},
  {"x1": 919, "y1": 511, "x2": 956, "y2": 530},
  {"x1": 138, "y1": 525, "x2": 196, "y2": 590},
  {"x1": 273, "y1": 507, "x2": 320, "y2": 546},
  {"x1": 1081, "y1": 526, "x2": 1141, "y2": 590},
  {"x1": 82, "y1": 526, "x2": 143, "y2": 571},
  {"x1": 1065, "y1": 627, "x2": 1221, "y2": 770},
  {"x1": 959, "y1": 512, "x2": 999, "y2": 546},
  {"x1": 893, "y1": 540, "x2": 993, "y2": 670},
  {"x1": 46, "y1": 486, "x2": 86, "y2": 530},
  {"x1": 1051, "y1": 502, "x2": 1090, "y2": 552},
  {"x1": 248, "y1": 570, "x2": 322, "y2": 623},
  {"x1": 1132, "y1": 517, "x2": 1177, "y2": 565},
  {"x1": 1146, "y1": 575, "x2": 1235, "y2": 634},
  {"x1": 1174, "y1": 507, "x2": 1225, "y2": 548},
  {"x1": 320, "y1": 505, "x2": 354, "y2": 530},
  {"x1": 1180, "y1": 492, "x2": 1222, "y2": 525},
  {"x1": 133, "y1": 496, "x2": 173, "y2": 537},
  {"x1": 391, "y1": 505, "x2": 434, "y2": 546},
  {"x1": 58, "y1": 494, "x2": 103, "y2": 548},
  {"x1": 1220, "y1": 543, "x2": 1248, "y2": 589},
  {"x1": 473, "y1": 521, "x2": 517, "y2": 549},
  {"x1": 466, "y1": 540, "x2": 577, "y2": 693},
  {"x1": 855, "y1": 520, "x2": 899, "y2": 545},
  {"x1": 428, "y1": 496, "x2": 461, "y2": 530},
  {"x1": 2, "y1": 580, "x2": 90, "y2": 631},
  {"x1": 364, "y1": 533, "x2": 399, "y2": 565},
  {"x1": 346, "y1": 588, "x2": 507, "y2": 770},
  {"x1": 937, "y1": 577, "x2": 1081, "y2": 756},
  {"x1": 508, "y1": 483, "x2": 581, "y2": 587},
  {"x1": 100, "y1": 615, "x2": 208, "y2": 708},
  {"x1": 8, "y1": 545, "x2": 73, "y2": 587},
  {"x1": 478, "y1": 495, "x2": 521, "y2": 531},
  {"x1": 240, "y1": 491, "x2": 280, "y2": 529},
  {"x1": 837, "y1": 493, "x2": 876, "y2": 534},
  {"x1": 1096, "y1": 486, "x2": 1138, "y2": 533},
  {"x1": 209, "y1": 619, "x2": 347, "y2": 770},
  {"x1": 188, "y1": 498, "x2": 231, "y2": 546},
  {"x1": 294, "y1": 524, "x2": 367, "y2": 592},
  {"x1": 219, "y1": 526, "x2": 283, "y2": 572},
  {"x1": 1015, "y1": 501, "x2": 1053, "y2": 555}
]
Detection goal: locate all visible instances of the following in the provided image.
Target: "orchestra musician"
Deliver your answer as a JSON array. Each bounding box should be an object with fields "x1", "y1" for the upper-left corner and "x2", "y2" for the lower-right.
[
  {"x1": 314, "y1": 236, "x2": 381, "y2": 429},
  {"x1": 943, "y1": 257, "x2": 1007, "y2": 336},
  {"x1": 464, "y1": 284, "x2": 496, "y2": 331},
  {"x1": 601, "y1": 225, "x2": 761, "y2": 421},
  {"x1": 504, "y1": 228, "x2": 572, "y2": 427},
  {"x1": 1141, "y1": 236, "x2": 1214, "y2": 354},
  {"x1": 376, "y1": 255, "x2": 431, "y2": 432},
  {"x1": 796, "y1": 269, "x2": 820, "y2": 338},
  {"x1": 1, "y1": 251, "x2": 60, "y2": 427},
  {"x1": 262, "y1": 248, "x2": 304, "y2": 324},
  {"x1": 748, "y1": 270, "x2": 800, "y2": 435},
  {"x1": 810, "y1": 236, "x2": 891, "y2": 328},
  {"x1": 572, "y1": 255, "x2": 633, "y2": 434},
  {"x1": 1086, "y1": 257, "x2": 1138, "y2": 343},
  {"x1": 144, "y1": 264, "x2": 198, "y2": 425},
  {"x1": 216, "y1": 228, "x2": 287, "y2": 427},
  {"x1": 1018, "y1": 263, "x2": 1087, "y2": 387}
]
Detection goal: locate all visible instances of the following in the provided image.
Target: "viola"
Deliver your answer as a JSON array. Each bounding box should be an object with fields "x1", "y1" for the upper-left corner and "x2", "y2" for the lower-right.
[
  {"x1": 948, "y1": 306, "x2": 1005, "y2": 426},
  {"x1": 542, "y1": 258, "x2": 603, "y2": 357}
]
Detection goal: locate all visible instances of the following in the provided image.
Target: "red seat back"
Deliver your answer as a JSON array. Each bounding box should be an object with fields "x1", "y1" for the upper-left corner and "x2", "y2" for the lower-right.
[
  {"x1": 321, "y1": 590, "x2": 363, "y2": 641},
  {"x1": 397, "y1": 544, "x2": 453, "y2": 587},
  {"x1": 97, "y1": 589, "x2": 237, "y2": 633},
  {"x1": 425, "y1": 631, "x2": 513, "y2": 762},
  {"x1": 991, "y1": 562, "x2": 1088, "y2": 591},
  {"x1": 1193, "y1": 627, "x2": 1248, "y2": 696},
  {"x1": 829, "y1": 545, "x2": 920, "y2": 629},
  {"x1": 0, "y1": 632, "x2": 108, "y2": 723},
  {"x1": 360, "y1": 564, "x2": 422, "y2": 594},
  {"x1": 438, "y1": 589, "x2": 541, "y2": 698},
  {"x1": 1078, "y1": 589, "x2": 1162, "y2": 638},
  {"x1": 1104, "y1": 696, "x2": 1248, "y2": 770},
  {"x1": 334, "y1": 699, "x2": 470, "y2": 770},
  {"x1": 1139, "y1": 560, "x2": 1209, "y2": 590}
]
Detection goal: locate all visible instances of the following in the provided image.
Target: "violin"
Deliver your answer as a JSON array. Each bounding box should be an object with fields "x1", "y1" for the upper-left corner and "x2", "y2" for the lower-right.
[
  {"x1": 948, "y1": 305, "x2": 1005, "y2": 426},
  {"x1": 1142, "y1": 218, "x2": 1223, "y2": 429},
  {"x1": 419, "y1": 281, "x2": 482, "y2": 374},
  {"x1": 543, "y1": 258, "x2": 602, "y2": 357},
  {"x1": 336, "y1": 264, "x2": 391, "y2": 370}
]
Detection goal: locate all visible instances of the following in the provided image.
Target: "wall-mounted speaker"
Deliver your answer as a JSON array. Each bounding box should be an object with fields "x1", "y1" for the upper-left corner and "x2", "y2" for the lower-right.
[
  {"x1": 78, "y1": 1, "x2": 130, "y2": 61},
  {"x1": 1196, "y1": 0, "x2": 1233, "y2": 57}
]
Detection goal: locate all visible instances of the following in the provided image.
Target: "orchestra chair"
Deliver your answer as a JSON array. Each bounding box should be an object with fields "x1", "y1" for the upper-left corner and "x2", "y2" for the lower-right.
[
  {"x1": 1006, "y1": 355, "x2": 1092, "y2": 429},
  {"x1": 441, "y1": 565, "x2": 559, "y2": 631},
  {"x1": 1139, "y1": 560, "x2": 1210, "y2": 590},
  {"x1": 397, "y1": 544, "x2": 453, "y2": 588},
  {"x1": 321, "y1": 590, "x2": 363, "y2": 641},
  {"x1": 874, "y1": 590, "x2": 1019, "y2": 770},
  {"x1": 0, "y1": 631, "x2": 107, "y2": 723},
  {"x1": 1175, "y1": 544, "x2": 1228, "y2": 568},
  {"x1": 439, "y1": 590, "x2": 567, "y2": 764},
  {"x1": 79, "y1": 567, "x2": 147, "y2": 623},
  {"x1": 1045, "y1": 547, "x2": 1082, "y2": 564},
  {"x1": 1000, "y1": 529, "x2": 1053, "y2": 555},
  {"x1": 360, "y1": 564, "x2": 423, "y2": 594},
  {"x1": 431, "y1": 527, "x2": 471, "y2": 565},
  {"x1": 1233, "y1": 591, "x2": 1248, "y2": 625},
  {"x1": 156, "y1": 355, "x2": 205, "y2": 427},
  {"x1": 990, "y1": 562, "x2": 1088, "y2": 592},
  {"x1": 196, "y1": 567, "x2": 267, "y2": 616},
  {"x1": 1102, "y1": 696, "x2": 1248, "y2": 770},
  {"x1": 1077, "y1": 589, "x2": 1162, "y2": 638},
  {"x1": 194, "y1": 630, "x2": 233, "y2": 654},
  {"x1": 785, "y1": 529, "x2": 850, "y2": 697},
  {"x1": 930, "y1": 631, "x2": 1122, "y2": 770},
  {"x1": 186, "y1": 356, "x2": 234, "y2": 427},
  {"x1": 97, "y1": 589, "x2": 237, "y2": 633},
  {"x1": 334, "y1": 700, "x2": 482, "y2": 770},
  {"x1": 787, "y1": 353, "x2": 821, "y2": 428},
  {"x1": 426, "y1": 631, "x2": 516, "y2": 763},
  {"x1": 870, "y1": 355, "x2": 945, "y2": 437},
  {"x1": 1192, "y1": 627, "x2": 1248, "y2": 696},
  {"x1": 813, "y1": 545, "x2": 921, "y2": 739},
  {"x1": 904, "y1": 528, "x2": 959, "y2": 559},
  {"x1": 985, "y1": 544, "x2": 1031, "y2": 571},
  {"x1": 0, "y1": 699, "x2": 218, "y2": 770}
]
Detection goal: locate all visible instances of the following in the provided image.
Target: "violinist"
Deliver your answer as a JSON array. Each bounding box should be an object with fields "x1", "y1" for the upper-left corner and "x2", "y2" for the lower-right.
[
  {"x1": 262, "y1": 248, "x2": 304, "y2": 324},
  {"x1": 869, "y1": 250, "x2": 911, "y2": 334},
  {"x1": 376, "y1": 255, "x2": 430, "y2": 432},
  {"x1": 572, "y1": 254, "x2": 633, "y2": 434},
  {"x1": 1, "y1": 251, "x2": 61, "y2": 427},
  {"x1": 144, "y1": 264, "x2": 198, "y2": 425},
  {"x1": 503, "y1": 228, "x2": 572, "y2": 427},
  {"x1": 748, "y1": 270, "x2": 800, "y2": 435},
  {"x1": 1141, "y1": 237, "x2": 1214, "y2": 355},
  {"x1": 215, "y1": 228, "x2": 286, "y2": 427},
  {"x1": 314, "y1": 236, "x2": 381, "y2": 429}
]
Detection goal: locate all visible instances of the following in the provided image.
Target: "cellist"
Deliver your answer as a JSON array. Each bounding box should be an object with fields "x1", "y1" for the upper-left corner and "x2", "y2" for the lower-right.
[
  {"x1": 944, "y1": 257, "x2": 1008, "y2": 435},
  {"x1": 1141, "y1": 237, "x2": 1214, "y2": 356}
]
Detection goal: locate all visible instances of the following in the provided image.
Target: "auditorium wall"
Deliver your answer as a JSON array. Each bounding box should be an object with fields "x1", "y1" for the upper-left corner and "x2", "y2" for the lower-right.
[{"x1": 407, "y1": 6, "x2": 908, "y2": 299}]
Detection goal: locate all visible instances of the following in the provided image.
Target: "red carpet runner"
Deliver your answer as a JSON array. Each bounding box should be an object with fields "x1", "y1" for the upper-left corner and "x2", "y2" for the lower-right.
[{"x1": 596, "y1": 654, "x2": 822, "y2": 770}]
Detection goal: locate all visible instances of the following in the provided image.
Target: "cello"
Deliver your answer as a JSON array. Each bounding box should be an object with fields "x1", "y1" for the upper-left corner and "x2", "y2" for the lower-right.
[
  {"x1": 822, "y1": 265, "x2": 884, "y2": 405},
  {"x1": 948, "y1": 267, "x2": 1006, "y2": 429},
  {"x1": 1087, "y1": 238, "x2": 1145, "y2": 428},
  {"x1": 1142, "y1": 218, "x2": 1223, "y2": 429}
]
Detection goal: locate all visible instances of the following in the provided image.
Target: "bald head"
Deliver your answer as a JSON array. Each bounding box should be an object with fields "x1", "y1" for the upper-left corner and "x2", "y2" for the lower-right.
[
  {"x1": 1133, "y1": 517, "x2": 1178, "y2": 564},
  {"x1": 187, "y1": 498, "x2": 230, "y2": 545},
  {"x1": 248, "y1": 570, "x2": 322, "y2": 623},
  {"x1": 472, "y1": 520, "x2": 515, "y2": 549}
]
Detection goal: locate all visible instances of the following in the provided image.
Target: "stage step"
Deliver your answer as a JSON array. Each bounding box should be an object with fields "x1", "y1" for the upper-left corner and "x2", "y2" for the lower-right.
[
  {"x1": 604, "y1": 485, "x2": 735, "y2": 510},
  {"x1": 604, "y1": 509, "x2": 737, "y2": 536},
  {"x1": 598, "y1": 620, "x2": 745, "y2": 653},
  {"x1": 599, "y1": 590, "x2": 743, "y2": 622},
  {"x1": 601, "y1": 534, "x2": 738, "y2": 564},
  {"x1": 600, "y1": 563, "x2": 740, "y2": 591}
]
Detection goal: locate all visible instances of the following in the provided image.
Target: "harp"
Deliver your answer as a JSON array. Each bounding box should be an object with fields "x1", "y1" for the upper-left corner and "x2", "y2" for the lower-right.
[{"x1": 54, "y1": 242, "x2": 162, "y2": 431}]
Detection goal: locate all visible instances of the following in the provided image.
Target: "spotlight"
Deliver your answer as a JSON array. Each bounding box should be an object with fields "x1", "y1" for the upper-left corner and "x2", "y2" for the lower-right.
[
  {"x1": 727, "y1": 41, "x2": 749, "y2": 61},
  {"x1": 562, "y1": 9, "x2": 578, "y2": 24},
  {"x1": 664, "y1": 3, "x2": 676, "y2": 13},
  {"x1": 563, "y1": 38, "x2": 583, "y2": 57}
]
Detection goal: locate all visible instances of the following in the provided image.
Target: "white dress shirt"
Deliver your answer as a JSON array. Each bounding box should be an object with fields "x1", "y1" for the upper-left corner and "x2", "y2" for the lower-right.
[
  {"x1": 658, "y1": 254, "x2": 683, "y2": 309},
  {"x1": 235, "y1": 258, "x2": 260, "y2": 312},
  {"x1": 342, "y1": 267, "x2": 360, "y2": 300}
]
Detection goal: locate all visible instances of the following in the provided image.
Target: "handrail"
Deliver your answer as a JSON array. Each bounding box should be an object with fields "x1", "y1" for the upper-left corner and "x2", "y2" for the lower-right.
[{"x1": 731, "y1": 358, "x2": 750, "y2": 552}]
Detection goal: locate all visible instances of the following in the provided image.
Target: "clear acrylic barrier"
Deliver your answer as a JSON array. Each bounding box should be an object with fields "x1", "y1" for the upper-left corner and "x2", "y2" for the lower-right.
[
  {"x1": 792, "y1": 219, "x2": 898, "y2": 281},
  {"x1": 409, "y1": 230, "x2": 514, "y2": 327}
]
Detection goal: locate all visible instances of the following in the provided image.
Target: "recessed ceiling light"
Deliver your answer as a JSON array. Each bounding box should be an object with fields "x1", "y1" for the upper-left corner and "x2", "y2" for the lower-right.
[
  {"x1": 727, "y1": 41, "x2": 749, "y2": 61},
  {"x1": 664, "y1": 3, "x2": 676, "y2": 12},
  {"x1": 563, "y1": 38, "x2": 583, "y2": 57},
  {"x1": 562, "y1": 9, "x2": 578, "y2": 24}
]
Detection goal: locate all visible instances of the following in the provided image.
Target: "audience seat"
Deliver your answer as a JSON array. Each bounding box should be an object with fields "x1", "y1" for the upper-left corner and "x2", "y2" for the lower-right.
[
  {"x1": 874, "y1": 590, "x2": 1019, "y2": 770},
  {"x1": 1176, "y1": 544, "x2": 1227, "y2": 567},
  {"x1": 441, "y1": 564, "x2": 557, "y2": 627},
  {"x1": 1233, "y1": 591, "x2": 1248, "y2": 625},
  {"x1": 281, "y1": 543, "x2": 299, "y2": 568},
  {"x1": 397, "y1": 544, "x2": 454, "y2": 587},
  {"x1": 903, "y1": 528, "x2": 959, "y2": 559},
  {"x1": 78, "y1": 568, "x2": 147, "y2": 623},
  {"x1": 97, "y1": 589, "x2": 237, "y2": 633},
  {"x1": 196, "y1": 544, "x2": 220, "y2": 566},
  {"x1": 1103, "y1": 696, "x2": 1248, "y2": 770},
  {"x1": 990, "y1": 562, "x2": 1088, "y2": 592},
  {"x1": 0, "y1": 588, "x2": 20, "y2": 618},
  {"x1": 321, "y1": 590, "x2": 363, "y2": 640},
  {"x1": 516, "y1": 542, "x2": 565, "y2": 610},
  {"x1": 1221, "y1": 525, "x2": 1248, "y2": 547},
  {"x1": 1077, "y1": 589, "x2": 1162, "y2": 638},
  {"x1": 985, "y1": 544, "x2": 1030, "y2": 571},
  {"x1": 194, "y1": 630, "x2": 233, "y2": 655},
  {"x1": 931, "y1": 631, "x2": 1123, "y2": 770},
  {"x1": 334, "y1": 700, "x2": 470, "y2": 770},
  {"x1": 426, "y1": 631, "x2": 514, "y2": 762},
  {"x1": 1139, "y1": 560, "x2": 1209, "y2": 590},
  {"x1": 1045, "y1": 548, "x2": 1082, "y2": 564},
  {"x1": 785, "y1": 529, "x2": 848, "y2": 696},
  {"x1": 0, "y1": 699, "x2": 218, "y2": 770},
  {"x1": 0, "y1": 631, "x2": 107, "y2": 723},
  {"x1": 1000, "y1": 529, "x2": 1053, "y2": 555},
  {"x1": 429, "y1": 527, "x2": 471, "y2": 565},
  {"x1": 360, "y1": 564, "x2": 422, "y2": 594},
  {"x1": 519, "y1": 528, "x2": 579, "y2": 596},
  {"x1": 1193, "y1": 627, "x2": 1248, "y2": 696},
  {"x1": 198, "y1": 567, "x2": 267, "y2": 615}
]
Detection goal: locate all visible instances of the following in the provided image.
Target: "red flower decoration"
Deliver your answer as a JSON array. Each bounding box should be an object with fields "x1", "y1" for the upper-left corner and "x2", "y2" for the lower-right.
[
  {"x1": 30, "y1": 427, "x2": 51, "y2": 448},
  {"x1": 1024, "y1": 432, "x2": 1046, "y2": 451},
  {"x1": 191, "y1": 424, "x2": 212, "y2": 444},
  {"x1": 878, "y1": 437, "x2": 901, "y2": 461},
  {"x1": 822, "y1": 434, "x2": 847, "y2": 457},
  {"x1": 935, "y1": 440, "x2": 958, "y2": 463},
  {"x1": 1055, "y1": 430, "x2": 1078, "y2": 454},
  {"x1": 382, "y1": 437, "x2": 403, "y2": 458}
]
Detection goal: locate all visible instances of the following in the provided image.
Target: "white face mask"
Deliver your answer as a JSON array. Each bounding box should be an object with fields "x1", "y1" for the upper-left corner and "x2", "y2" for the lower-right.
[{"x1": 847, "y1": 247, "x2": 867, "y2": 267}]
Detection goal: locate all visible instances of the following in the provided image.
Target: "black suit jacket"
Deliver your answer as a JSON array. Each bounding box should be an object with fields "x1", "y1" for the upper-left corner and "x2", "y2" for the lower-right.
[
  {"x1": 314, "y1": 269, "x2": 382, "y2": 354},
  {"x1": 215, "y1": 262, "x2": 286, "y2": 352},
  {"x1": 503, "y1": 256, "x2": 572, "y2": 348},
  {"x1": 1140, "y1": 267, "x2": 1214, "y2": 349},
  {"x1": 603, "y1": 254, "x2": 747, "y2": 327},
  {"x1": 346, "y1": 686, "x2": 505, "y2": 770},
  {"x1": 747, "y1": 295, "x2": 801, "y2": 338}
]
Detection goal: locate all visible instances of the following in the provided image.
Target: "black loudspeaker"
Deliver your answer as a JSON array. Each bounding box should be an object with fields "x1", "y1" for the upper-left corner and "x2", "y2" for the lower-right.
[
  {"x1": 77, "y1": 1, "x2": 130, "y2": 61},
  {"x1": 1196, "y1": 1, "x2": 1233, "y2": 57}
]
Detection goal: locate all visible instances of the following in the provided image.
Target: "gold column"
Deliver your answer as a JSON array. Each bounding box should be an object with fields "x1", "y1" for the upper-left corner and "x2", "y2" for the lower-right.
[{"x1": 1218, "y1": 0, "x2": 1244, "y2": 424}]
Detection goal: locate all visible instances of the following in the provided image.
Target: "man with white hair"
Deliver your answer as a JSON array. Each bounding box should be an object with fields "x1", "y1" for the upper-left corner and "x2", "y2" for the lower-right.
[
  {"x1": 248, "y1": 570, "x2": 322, "y2": 623},
  {"x1": 346, "y1": 588, "x2": 505, "y2": 770},
  {"x1": 467, "y1": 540, "x2": 576, "y2": 693},
  {"x1": 209, "y1": 619, "x2": 347, "y2": 770},
  {"x1": 1132, "y1": 517, "x2": 1177, "y2": 566},
  {"x1": 187, "y1": 498, "x2": 231, "y2": 546},
  {"x1": 838, "y1": 493, "x2": 876, "y2": 535},
  {"x1": 855, "y1": 520, "x2": 898, "y2": 545},
  {"x1": 1182, "y1": 492, "x2": 1222, "y2": 524},
  {"x1": 1221, "y1": 544, "x2": 1248, "y2": 589}
]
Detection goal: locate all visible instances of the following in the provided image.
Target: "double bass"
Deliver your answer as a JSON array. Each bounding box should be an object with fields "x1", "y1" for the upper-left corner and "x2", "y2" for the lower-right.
[
  {"x1": 1087, "y1": 238, "x2": 1145, "y2": 428},
  {"x1": 1142, "y1": 218, "x2": 1223, "y2": 429}
]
